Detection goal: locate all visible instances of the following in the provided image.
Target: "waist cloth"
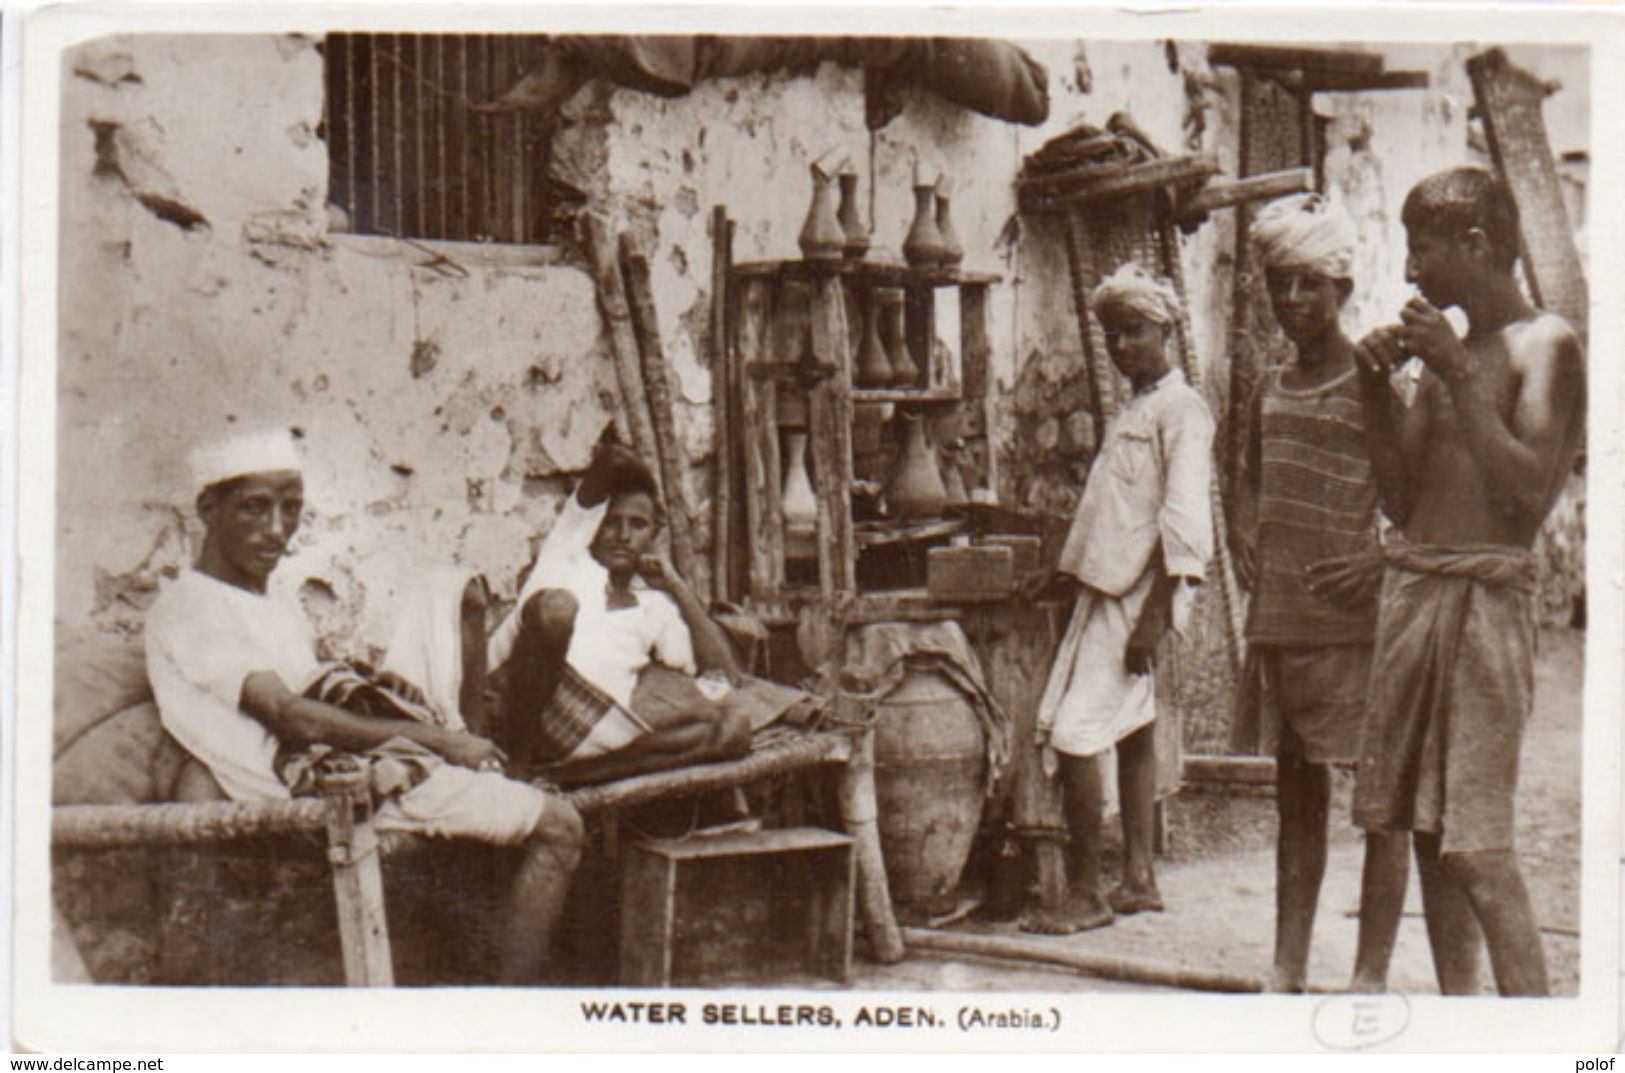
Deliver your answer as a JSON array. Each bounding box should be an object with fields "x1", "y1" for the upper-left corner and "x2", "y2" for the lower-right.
[{"x1": 1351, "y1": 543, "x2": 1538, "y2": 854}]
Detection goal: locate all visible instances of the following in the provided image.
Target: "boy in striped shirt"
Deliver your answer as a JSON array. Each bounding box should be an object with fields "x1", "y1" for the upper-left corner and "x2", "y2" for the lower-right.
[{"x1": 1230, "y1": 195, "x2": 1408, "y2": 992}]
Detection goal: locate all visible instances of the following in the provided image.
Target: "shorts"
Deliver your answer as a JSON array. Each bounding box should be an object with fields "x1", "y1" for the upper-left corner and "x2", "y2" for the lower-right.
[{"x1": 1231, "y1": 643, "x2": 1371, "y2": 766}]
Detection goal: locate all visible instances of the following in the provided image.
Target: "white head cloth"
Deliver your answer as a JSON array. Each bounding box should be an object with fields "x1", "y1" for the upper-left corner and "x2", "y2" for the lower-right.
[
  {"x1": 1252, "y1": 193, "x2": 1357, "y2": 280},
  {"x1": 189, "y1": 428, "x2": 303, "y2": 495},
  {"x1": 1092, "y1": 262, "x2": 1181, "y2": 326}
]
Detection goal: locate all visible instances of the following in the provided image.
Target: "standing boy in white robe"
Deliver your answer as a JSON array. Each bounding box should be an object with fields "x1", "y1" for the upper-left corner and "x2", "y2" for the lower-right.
[{"x1": 1023, "y1": 264, "x2": 1216, "y2": 934}]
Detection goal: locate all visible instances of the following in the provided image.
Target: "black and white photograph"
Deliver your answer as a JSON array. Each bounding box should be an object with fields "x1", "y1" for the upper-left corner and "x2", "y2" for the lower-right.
[{"x1": 13, "y1": 1, "x2": 1621, "y2": 1054}]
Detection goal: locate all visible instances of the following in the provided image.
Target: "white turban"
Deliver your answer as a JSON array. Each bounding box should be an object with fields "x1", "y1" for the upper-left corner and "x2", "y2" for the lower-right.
[
  {"x1": 189, "y1": 428, "x2": 302, "y2": 495},
  {"x1": 1091, "y1": 262, "x2": 1181, "y2": 326},
  {"x1": 1252, "y1": 193, "x2": 1356, "y2": 280}
]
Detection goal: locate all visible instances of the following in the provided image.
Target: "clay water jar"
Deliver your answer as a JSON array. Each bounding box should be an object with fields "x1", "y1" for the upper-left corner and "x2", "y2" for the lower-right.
[
  {"x1": 902, "y1": 182, "x2": 947, "y2": 269},
  {"x1": 837, "y1": 171, "x2": 871, "y2": 261},
  {"x1": 798, "y1": 163, "x2": 844, "y2": 262},
  {"x1": 886, "y1": 410, "x2": 947, "y2": 521},
  {"x1": 873, "y1": 669, "x2": 988, "y2": 916},
  {"x1": 854, "y1": 289, "x2": 892, "y2": 389}
]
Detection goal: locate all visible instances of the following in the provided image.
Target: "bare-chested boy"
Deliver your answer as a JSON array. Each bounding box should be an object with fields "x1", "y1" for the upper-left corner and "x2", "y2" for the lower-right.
[{"x1": 1351, "y1": 166, "x2": 1584, "y2": 996}]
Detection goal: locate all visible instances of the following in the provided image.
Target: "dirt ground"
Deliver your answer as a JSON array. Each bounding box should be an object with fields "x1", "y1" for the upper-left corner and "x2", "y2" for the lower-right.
[{"x1": 853, "y1": 627, "x2": 1585, "y2": 996}]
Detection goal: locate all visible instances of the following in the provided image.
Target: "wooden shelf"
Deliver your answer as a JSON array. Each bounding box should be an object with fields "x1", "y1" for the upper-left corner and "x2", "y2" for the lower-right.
[
  {"x1": 851, "y1": 387, "x2": 961, "y2": 404},
  {"x1": 731, "y1": 259, "x2": 1001, "y2": 288},
  {"x1": 855, "y1": 518, "x2": 964, "y2": 548}
]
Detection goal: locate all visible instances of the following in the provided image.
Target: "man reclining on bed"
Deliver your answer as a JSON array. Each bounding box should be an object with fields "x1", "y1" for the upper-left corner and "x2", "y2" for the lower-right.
[{"x1": 487, "y1": 441, "x2": 801, "y2": 787}]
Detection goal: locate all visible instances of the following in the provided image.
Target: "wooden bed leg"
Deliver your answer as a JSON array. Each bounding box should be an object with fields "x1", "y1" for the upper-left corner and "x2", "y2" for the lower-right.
[
  {"x1": 318, "y1": 763, "x2": 394, "y2": 987},
  {"x1": 837, "y1": 726, "x2": 905, "y2": 964}
]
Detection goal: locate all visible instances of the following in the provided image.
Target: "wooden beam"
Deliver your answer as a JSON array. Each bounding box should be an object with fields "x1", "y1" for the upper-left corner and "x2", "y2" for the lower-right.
[
  {"x1": 1175, "y1": 167, "x2": 1313, "y2": 222},
  {"x1": 1208, "y1": 43, "x2": 1384, "y2": 79},
  {"x1": 1306, "y1": 69, "x2": 1430, "y2": 93},
  {"x1": 1019, "y1": 155, "x2": 1220, "y2": 213}
]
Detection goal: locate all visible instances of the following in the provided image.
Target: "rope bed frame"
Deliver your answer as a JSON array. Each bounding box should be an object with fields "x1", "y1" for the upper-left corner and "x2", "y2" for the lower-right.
[{"x1": 52, "y1": 725, "x2": 905, "y2": 986}]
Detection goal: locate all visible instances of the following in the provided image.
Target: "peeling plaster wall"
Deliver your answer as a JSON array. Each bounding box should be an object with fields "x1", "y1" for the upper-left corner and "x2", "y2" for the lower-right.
[
  {"x1": 58, "y1": 34, "x2": 1237, "y2": 648},
  {"x1": 59, "y1": 34, "x2": 619, "y2": 654},
  {"x1": 64, "y1": 35, "x2": 1575, "y2": 650}
]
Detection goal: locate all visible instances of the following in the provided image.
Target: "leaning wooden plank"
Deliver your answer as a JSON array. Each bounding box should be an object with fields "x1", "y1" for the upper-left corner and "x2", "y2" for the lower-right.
[
  {"x1": 620, "y1": 230, "x2": 702, "y2": 590},
  {"x1": 737, "y1": 276, "x2": 784, "y2": 600},
  {"x1": 1467, "y1": 47, "x2": 1588, "y2": 340},
  {"x1": 585, "y1": 213, "x2": 663, "y2": 484}
]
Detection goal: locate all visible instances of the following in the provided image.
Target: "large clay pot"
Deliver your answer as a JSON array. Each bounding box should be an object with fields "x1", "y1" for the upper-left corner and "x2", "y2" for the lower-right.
[
  {"x1": 887, "y1": 411, "x2": 947, "y2": 521},
  {"x1": 873, "y1": 669, "x2": 988, "y2": 914}
]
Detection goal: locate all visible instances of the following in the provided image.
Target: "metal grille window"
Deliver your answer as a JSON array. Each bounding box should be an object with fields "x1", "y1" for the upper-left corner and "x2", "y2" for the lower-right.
[{"x1": 324, "y1": 33, "x2": 554, "y2": 245}]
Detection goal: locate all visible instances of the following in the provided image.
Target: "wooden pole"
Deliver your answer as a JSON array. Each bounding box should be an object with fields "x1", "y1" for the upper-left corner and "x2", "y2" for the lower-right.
[
  {"x1": 901, "y1": 928, "x2": 1266, "y2": 993},
  {"x1": 1159, "y1": 222, "x2": 1246, "y2": 674},
  {"x1": 709, "y1": 206, "x2": 737, "y2": 603},
  {"x1": 585, "y1": 213, "x2": 662, "y2": 485},
  {"x1": 839, "y1": 726, "x2": 906, "y2": 964},
  {"x1": 619, "y1": 230, "x2": 702, "y2": 590}
]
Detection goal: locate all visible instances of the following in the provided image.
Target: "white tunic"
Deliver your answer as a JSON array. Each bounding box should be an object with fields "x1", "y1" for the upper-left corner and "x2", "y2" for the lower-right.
[
  {"x1": 146, "y1": 570, "x2": 319, "y2": 801},
  {"x1": 1038, "y1": 369, "x2": 1215, "y2": 758},
  {"x1": 147, "y1": 569, "x2": 547, "y2": 843}
]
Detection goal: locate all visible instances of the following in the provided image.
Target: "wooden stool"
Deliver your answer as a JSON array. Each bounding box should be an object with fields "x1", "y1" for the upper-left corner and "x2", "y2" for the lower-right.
[{"x1": 619, "y1": 827, "x2": 854, "y2": 986}]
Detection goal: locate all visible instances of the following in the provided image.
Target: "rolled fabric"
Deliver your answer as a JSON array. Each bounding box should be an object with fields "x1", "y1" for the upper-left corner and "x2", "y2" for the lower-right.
[
  {"x1": 1251, "y1": 193, "x2": 1356, "y2": 280},
  {"x1": 1091, "y1": 261, "x2": 1181, "y2": 326}
]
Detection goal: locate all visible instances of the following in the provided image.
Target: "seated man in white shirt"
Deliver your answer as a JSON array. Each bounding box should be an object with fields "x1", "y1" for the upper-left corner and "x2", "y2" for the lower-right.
[
  {"x1": 146, "y1": 429, "x2": 583, "y2": 985},
  {"x1": 487, "y1": 442, "x2": 751, "y2": 785}
]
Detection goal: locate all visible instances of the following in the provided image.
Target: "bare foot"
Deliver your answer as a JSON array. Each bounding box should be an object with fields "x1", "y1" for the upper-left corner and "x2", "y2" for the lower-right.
[
  {"x1": 1019, "y1": 897, "x2": 1114, "y2": 935},
  {"x1": 1107, "y1": 884, "x2": 1165, "y2": 915},
  {"x1": 1346, "y1": 974, "x2": 1388, "y2": 994}
]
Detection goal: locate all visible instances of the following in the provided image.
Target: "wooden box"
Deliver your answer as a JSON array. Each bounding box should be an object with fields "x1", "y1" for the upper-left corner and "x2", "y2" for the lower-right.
[
  {"x1": 619, "y1": 827, "x2": 854, "y2": 987},
  {"x1": 927, "y1": 544, "x2": 1015, "y2": 601}
]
